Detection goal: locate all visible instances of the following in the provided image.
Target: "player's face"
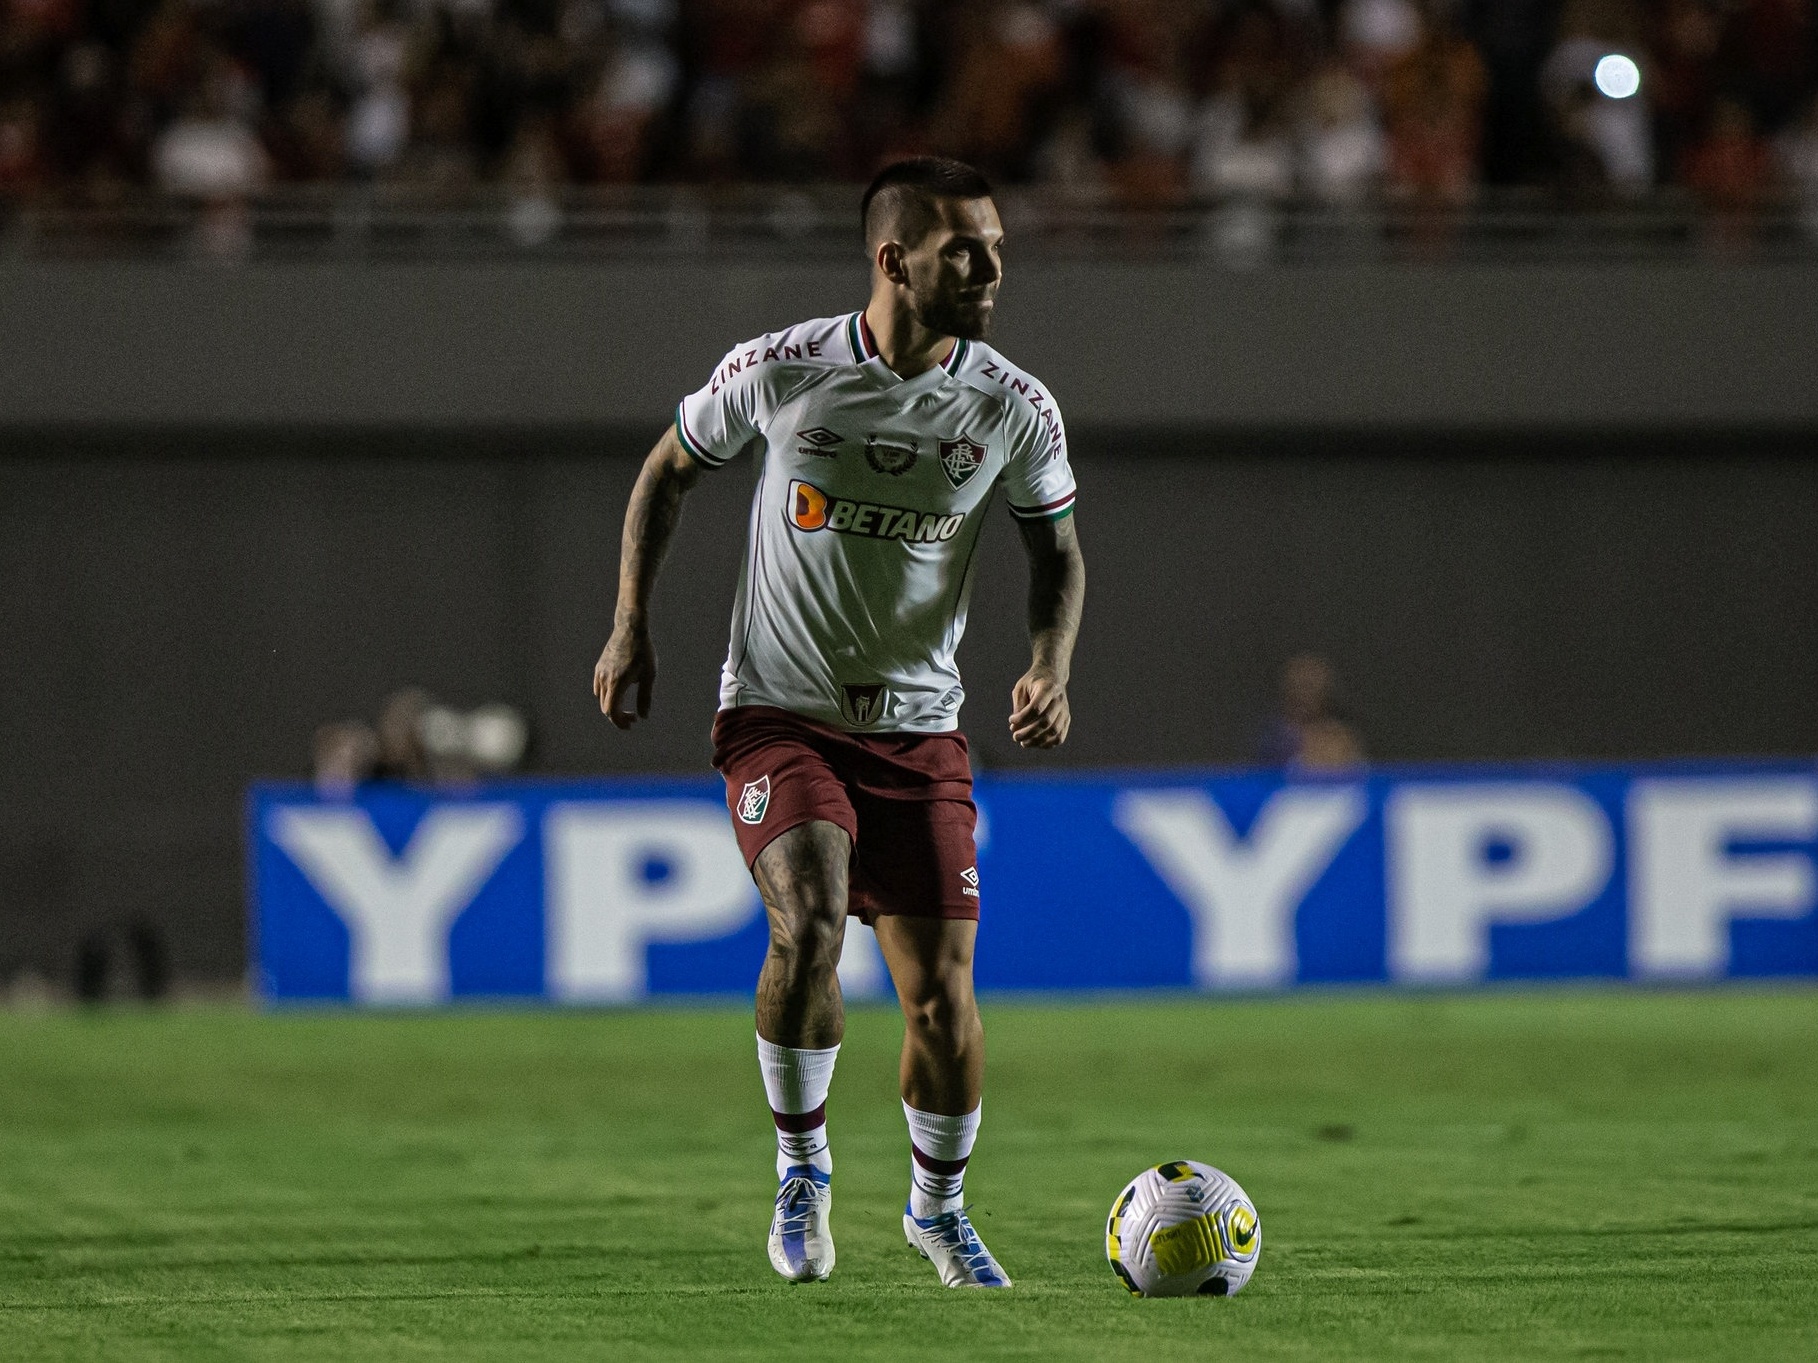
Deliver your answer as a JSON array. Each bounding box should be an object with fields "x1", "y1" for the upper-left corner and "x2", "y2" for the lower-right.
[{"x1": 902, "y1": 197, "x2": 1004, "y2": 341}]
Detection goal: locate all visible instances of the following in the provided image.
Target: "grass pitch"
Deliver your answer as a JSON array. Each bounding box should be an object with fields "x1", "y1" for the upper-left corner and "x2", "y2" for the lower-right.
[{"x1": 2, "y1": 992, "x2": 1815, "y2": 1362}]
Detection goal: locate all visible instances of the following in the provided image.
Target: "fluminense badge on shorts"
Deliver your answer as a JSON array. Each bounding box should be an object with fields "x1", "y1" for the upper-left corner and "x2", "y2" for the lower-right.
[{"x1": 738, "y1": 775, "x2": 771, "y2": 824}]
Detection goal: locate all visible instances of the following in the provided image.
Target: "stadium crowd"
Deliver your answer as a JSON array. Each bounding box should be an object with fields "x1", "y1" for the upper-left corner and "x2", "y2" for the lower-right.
[{"x1": 1, "y1": 0, "x2": 1816, "y2": 211}]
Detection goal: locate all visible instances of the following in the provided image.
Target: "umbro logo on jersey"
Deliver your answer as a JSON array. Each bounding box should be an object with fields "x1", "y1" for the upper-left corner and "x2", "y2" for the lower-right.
[
  {"x1": 939, "y1": 436, "x2": 987, "y2": 489},
  {"x1": 864, "y1": 434, "x2": 919, "y2": 476},
  {"x1": 788, "y1": 480, "x2": 964, "y2": 544},
  {"x1": 960, "y1": 866, "x2": 980, "y2": 898},
  {"x1": 796, "y1": 428, "x2": 843, "y2": 456}
]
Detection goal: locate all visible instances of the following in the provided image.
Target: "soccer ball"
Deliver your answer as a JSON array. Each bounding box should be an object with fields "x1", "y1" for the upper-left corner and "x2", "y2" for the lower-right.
[{"x1": 1105, "y1": 1160, "x2": 1260, "y2": 1297}]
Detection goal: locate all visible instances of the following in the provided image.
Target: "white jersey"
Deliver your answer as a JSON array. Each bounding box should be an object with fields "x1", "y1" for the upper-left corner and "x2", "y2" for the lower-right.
[{"x1": 676, "y1": 311, "x2": 1077, "y2": 733}]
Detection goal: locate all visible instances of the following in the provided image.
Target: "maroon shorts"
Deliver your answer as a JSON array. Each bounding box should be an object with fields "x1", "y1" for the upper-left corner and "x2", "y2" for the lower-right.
[{"x1": 711, "y1": 705, "x2": 980, "y2": 923}]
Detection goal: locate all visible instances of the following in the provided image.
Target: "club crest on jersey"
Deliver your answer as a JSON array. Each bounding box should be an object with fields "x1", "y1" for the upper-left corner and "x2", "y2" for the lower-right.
[
  {"x1": 737, "y1": 775, "x2": 771, "y2": 824},
  {"x1": 864, "y1": 434, "x2": 919, "y2": 477},
  {"x1": 841, "y1": 684, "x2": 889, "y2": 726},
  {"x1": 796, "y1": 427, "x2": 843, "y2": 457},
  {"x1": 938, "y1": 436, "x2": 987, "y2": 489}
]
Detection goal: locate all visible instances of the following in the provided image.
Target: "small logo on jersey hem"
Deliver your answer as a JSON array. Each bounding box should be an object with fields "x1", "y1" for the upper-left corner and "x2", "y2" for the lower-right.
[
  {"x1": 960, "y1": 866, "x2": 980, "y2": 898},
  {"x1": 737, "y1": 776, "x2": 771, "y2": 824},
  {"x1": 841, "y1": 684, "x2": 889, "y2": 726},
  {"x1": 864, "y1": 434, "x2": 919, "y2": 477},
  {"x1": 939, "y1": 436, "x2": 987, "y2": 489},
  {"x1": 796, "y1": 428, "x2": 843, "y2": 457}
]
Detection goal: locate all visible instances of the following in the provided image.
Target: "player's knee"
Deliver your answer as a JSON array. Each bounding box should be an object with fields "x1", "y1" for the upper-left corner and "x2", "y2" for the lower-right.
[
  {"x1": 772, "y1": 909, "x2": 843, "y2": 978},
  {"x1": 902, "y1": 976, "x2": 973, "y2": 1044}
]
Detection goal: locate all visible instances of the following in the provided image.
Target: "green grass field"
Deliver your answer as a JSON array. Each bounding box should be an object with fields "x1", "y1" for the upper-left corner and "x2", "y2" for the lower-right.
[{"x1": 2, "y1": 992, "x2": 1816, "y2": 1361}]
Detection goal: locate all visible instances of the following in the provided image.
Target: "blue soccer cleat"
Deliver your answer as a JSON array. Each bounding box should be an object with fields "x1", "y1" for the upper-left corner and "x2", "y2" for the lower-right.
[
  {"x1": 903, "y1": 1204, "x2": 1011, "y2": 1288},
  {"x1": 768, "y1": 1165, "x2": 834, "y2": 1282}
]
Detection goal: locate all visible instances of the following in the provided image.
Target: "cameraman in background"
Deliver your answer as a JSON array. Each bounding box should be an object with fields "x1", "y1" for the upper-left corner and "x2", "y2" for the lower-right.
[
  {"x1": 1257, "y1": 654, "x2": 1368, "y2": 773},
  {"x1": 313, "y1": 687, "x2": 529, "y2": 796}
]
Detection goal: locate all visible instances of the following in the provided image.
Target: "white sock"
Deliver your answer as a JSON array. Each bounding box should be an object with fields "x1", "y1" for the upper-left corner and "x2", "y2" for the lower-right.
[
  {"x1": 757, "y1": 1035, "x2": 838, "y2": 1180},
  {"x1": 904, "y1": 1101, "x2": 981, "y2": 1218}
]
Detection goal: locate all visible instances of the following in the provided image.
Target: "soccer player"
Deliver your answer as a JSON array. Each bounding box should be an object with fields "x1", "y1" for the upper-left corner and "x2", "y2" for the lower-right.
[{"x1": 592, "y1": 158, "x2": 1085, "y2": 1288}]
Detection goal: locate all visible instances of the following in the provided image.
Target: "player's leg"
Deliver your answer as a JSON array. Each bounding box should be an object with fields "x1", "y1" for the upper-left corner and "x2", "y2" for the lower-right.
[
  {"x1": 755, "y1": 818, "x2": 851, "y2": 1050},
  {"x1": 714, "y1": 708, "x2": 863, "y2": 1283},
  {"x1": 875, "y1": 913, "x2": 982, "y2": 1114},
  {"x1": 752, "y1": 819, "x2": 850, "y2": 1283},
  {"x1": 874, "y1": 913, "x2": 1009, "y2": 1288}
]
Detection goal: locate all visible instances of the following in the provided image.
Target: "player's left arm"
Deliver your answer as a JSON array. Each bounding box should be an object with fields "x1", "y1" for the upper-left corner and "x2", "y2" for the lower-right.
[{"x1": 1010, "y1": 512, "x2": 1085, "y2": 750}]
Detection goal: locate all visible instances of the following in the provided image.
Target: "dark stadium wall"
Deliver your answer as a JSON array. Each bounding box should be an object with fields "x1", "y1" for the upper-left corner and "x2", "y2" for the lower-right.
[
  {"x1": 4, "y1": 434, "x2": 1818, "y2": 986},
  {"x1": 4, "y1": 260, "x2": 1818, "y2": 429}
]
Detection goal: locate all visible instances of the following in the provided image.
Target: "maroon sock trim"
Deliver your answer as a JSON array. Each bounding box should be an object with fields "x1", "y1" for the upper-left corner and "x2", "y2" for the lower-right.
[
  {"x1": 911, "y1": 1144, "x2": 970, "y2": 1177},
  {"x1": 772, "y1": 1103, "x2": 827, "y2": 1134}
]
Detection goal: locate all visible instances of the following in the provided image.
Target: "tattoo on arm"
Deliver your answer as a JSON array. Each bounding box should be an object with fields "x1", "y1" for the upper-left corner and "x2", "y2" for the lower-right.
[
  {"x1": 1019, "y1": 512, "x2": 1086, "y2": 680},
  {"x1": 616, "y1": 426, "x2": 702, "y2": 629}
]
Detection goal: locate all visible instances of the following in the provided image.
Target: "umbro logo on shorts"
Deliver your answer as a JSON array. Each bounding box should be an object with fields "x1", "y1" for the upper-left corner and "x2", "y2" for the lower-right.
[
  {"x1": 788, "y1": 480, "x2": 964, "y2": 544},
  {"x1": 961, "y1": 866, "x2": 980, "y2": 898},
  {"x1": 737, "y1": 775, "x2": 771, "y2": 824}
]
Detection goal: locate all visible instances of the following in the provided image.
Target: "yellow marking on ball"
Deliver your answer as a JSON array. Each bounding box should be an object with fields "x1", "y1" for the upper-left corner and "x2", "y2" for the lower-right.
[
  {"x1": 1226, "y1": 1204, "x2": 1259, "y2": 1256},
  {"x1": 1149, "y1": 1211, "x2": 1226, "y2": 1276}
]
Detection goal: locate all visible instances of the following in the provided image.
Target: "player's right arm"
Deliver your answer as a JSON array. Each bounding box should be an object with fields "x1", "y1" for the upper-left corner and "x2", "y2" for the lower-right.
[
  {"x1": 592, "y1": 424, "x2": 701, "y2": 729},
  {"x1": 593, "y1": 323, "x2": 819, "y2": 727}
]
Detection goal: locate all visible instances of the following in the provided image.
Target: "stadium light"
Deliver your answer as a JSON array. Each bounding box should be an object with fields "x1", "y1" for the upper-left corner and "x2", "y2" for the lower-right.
[{"x1": 1594, "y1": 54, "x2": 1641, "y2": 99}]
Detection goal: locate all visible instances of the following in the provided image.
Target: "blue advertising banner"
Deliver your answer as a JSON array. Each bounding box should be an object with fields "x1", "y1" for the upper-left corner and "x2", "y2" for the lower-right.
[{"x1": 250, "y1": 762, "x2": 1818, "y2": 1004}]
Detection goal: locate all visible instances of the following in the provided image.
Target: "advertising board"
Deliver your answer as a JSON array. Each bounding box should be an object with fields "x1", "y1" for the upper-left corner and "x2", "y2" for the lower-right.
[{"x1": 251, "y1": 763, "x2": 1818, "y2": 1003}]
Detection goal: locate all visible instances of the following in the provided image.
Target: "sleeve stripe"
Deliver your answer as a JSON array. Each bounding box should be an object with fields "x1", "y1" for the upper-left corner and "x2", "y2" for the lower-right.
[
  {"x1": 674, "y1": 404, "x2": 726, "y2": 467},
  {"x1": 1008, "y1": 491, "x2": 1076, "y2": 521}
]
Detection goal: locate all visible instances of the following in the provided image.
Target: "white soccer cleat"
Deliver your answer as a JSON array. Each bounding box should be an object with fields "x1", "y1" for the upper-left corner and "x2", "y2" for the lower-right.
[
  {"x1": 768, "y1": 1166, "x2": 834, "y2": 1282},
  {"x1": 904, "y1": 1205, "x2": 1011, "y2": 1288}
]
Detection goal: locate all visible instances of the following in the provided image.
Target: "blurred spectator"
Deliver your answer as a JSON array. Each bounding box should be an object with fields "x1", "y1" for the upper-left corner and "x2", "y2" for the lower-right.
[
  {"x1": 1683, "y1": 93, "x2": 1774, "y2": 247},
  {"x1": 1191, "y1": 7, "x2": 1297, "y2": 201},
  {"x1": 313, "y1": 720, "x2": 378, "y2": 797},
  {"x1": 150, "y1": 56, "x2": 269, "y2": 196},
  {"x1": 1096, "y1": 0, "x2": 1199, "y2": 204},
  {"x1": 71, "y1": 917, "x2": 171, "y2": 1004},
  {"x1": 150, "y1": 49, "x2": 271, "y2": 254},
  {"x1": 1465, "y1": 0, "x2": 1554, "y2": 184},
  {"x1": 419, "y1": 700, "x2": 531, "y2": 780},
  {"x1": 743, "y1": 0, "x2": 858, "y2": 178},
  {"x1": 1778, "y1": 92, "x2": 1818, "y2": 237},
  {"x1": 1381, "y1": 3, "x2": 1488, "y2": 207},
  {"x1": 575, "y1": 24, "x2": 679, "y2": 180},
  {"x1": 313, "y1": 687, "x2": 530, "y2": 791},
  {"x1": 0, "y1": 0, "x2": 1813, "y2": 207},
  {"x1": 0, "y1": 95, "x2": 46, "y2": 200},
  {"x1": 1724, "y1": 0, "x2": 1815, "y2": 134},
  {"x1": 1257, "y1": 654, "x2": 1367, "y2": 773},
  {"x1": 373, "y1": 684, "x2": 433, "y2": 779},
  {"x1": 1341, "y1": 0, "x2": 1423, "y2": 86},
  {"x1": 1649, "y1": 0, "x2": 1723, "y2": 185},
  {"x1": 342, "y1": 1, "x2": 411, "y2": 177},
  {"x1": 1542, "y1": 10, "x2": 1653, "y2": 197},
  {"x1": 1297, "y1": 57, "x2": 1385, "y2": 203},
  {"x1": 1683, "y1": 95, "x2": 1774, "y2": 206},
  {"x1": 390, "y1": 62, "x2": 480, "y2": 191},
  {"x1": 503, "y1": 112, "x2": 567, "y2": 242},
  {"x1": 927, "y1": 2, "x2": 1065, "y2": 183}
]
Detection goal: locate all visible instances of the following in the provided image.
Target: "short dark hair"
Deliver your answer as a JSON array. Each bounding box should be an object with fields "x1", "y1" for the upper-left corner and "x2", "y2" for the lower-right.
[{"x1": 860, "y1": 158, "x2": 995, "y2": 248}]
